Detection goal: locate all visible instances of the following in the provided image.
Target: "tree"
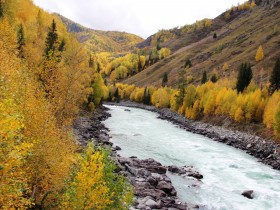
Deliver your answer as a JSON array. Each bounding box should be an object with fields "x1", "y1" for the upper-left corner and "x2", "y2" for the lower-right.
[
  {"x1": 176, "y1": 69, "x2": 186, "y2": 106},
  {"x1": 201, "y1": 71, "x2": 208, "y2": 84},
  {"x1": 17, "y1": 23, "x2": 25, "y2": 58},
  {"x1": 236, "y1": 63, "x2": 252, "y2": 92},
  {"x1": 58, "y1": 38, "x2": 65, "y2": 52},
  {"x1": 143, "y1": 87, "x2": 151, "y2": 105},
  {"x1": 184, "y1": 59, "x2": 192, "y2": 68},
  {"x1": 0, "y1": 0, "x2": 3, "y2": 18},
  {"x1": 158, "y1": 48, "x2": 171, "y2": 60},
  {"x1": 270, "y1": 58, "x2": 280, "y2": 93},
  {"x1": 213, "y1": 33, "x2": 217, "y2": 39},
  {"x1": 89, "y1": 54, "x2": 94, "y2": 68},
  {"x1": 255, "y1": 45, "x2": 264, "y2": 62},
  {"x1": 211, "y1": 74, "x2": 218, "y2": 83},
  {"x1": 162, "y1": 72, "x2": 168, "y2": 87},
  {"x1": 114, "y1": 88, "x2": 120, "y2": 103},
  {"x1": 222, "y1": 62, "x2": 229, "y2": 71},
  {"x1": 44, "y1": 19, "x2": 58, "y2": 57}
]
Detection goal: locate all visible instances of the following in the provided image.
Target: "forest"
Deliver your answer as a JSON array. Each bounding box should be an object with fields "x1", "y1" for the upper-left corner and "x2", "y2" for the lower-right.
[{"x1": 1, "y1": 0, "x2": 280, "y2": 209}]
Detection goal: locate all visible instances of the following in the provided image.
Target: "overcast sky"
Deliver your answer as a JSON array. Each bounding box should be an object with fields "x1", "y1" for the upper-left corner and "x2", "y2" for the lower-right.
[{"x1": 33, "y1": 0, "x2": 247, "y2": 38}]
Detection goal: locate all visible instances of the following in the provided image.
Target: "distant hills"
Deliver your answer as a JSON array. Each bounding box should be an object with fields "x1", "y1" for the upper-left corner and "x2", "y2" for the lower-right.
[
  {"x1": 124, "y1": 1, "x2": 280, "y2": 87},
  {"x1": 56, "y1": 13, "x2": 143, "y2": 53}
]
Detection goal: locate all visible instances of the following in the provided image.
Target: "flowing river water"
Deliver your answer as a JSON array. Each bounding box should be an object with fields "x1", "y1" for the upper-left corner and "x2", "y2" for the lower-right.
[{"x1": 103, "y1": 105, "x2": 280, "y2": 210}]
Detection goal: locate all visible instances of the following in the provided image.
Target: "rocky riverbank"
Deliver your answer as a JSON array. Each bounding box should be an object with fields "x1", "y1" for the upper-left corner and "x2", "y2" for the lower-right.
[
  {"x1": 105, "y1": 101, "x2": 280, "y2": 170},
  {"x1": 74, "y1": 106, "x2": 202, "y2": 210}
]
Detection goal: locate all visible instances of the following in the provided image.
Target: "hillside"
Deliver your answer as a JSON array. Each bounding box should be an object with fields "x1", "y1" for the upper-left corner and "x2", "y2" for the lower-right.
[
  {"x1": 124, "y1": 3, "x2": 280, "y2": 87},
  {"x1": 56, "y1": 14, "x2": 143, "y2": 53}
]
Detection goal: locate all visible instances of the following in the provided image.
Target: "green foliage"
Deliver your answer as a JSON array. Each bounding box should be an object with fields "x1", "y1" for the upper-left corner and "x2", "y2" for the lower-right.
[
  {"x1": 236, "y1": 63, "x2": 252, "y2": 93},
  {"x1": 162, "y1": 72, "x2": 168, "y2": 87},
  {"x1": 44, "y1": 19, "x2": 58, "y2": 57},
  {"x1": 270, "y1": 58, "x2": 280, "y2": 93},
  {"x1": 211, "y1": 74, "x2": 218, "y2": 83},
  {"x1": 61, "y1": 144, "x2": 133, "y2": 210},
  {"x1": 17, "y1": 23, "x2": 25, "y2": 58},
  {"x1": 184, "y1": 59, "x2": 192, "y2": 68},
  {"x1": 201, "y1": 71, "x2": 208, "y2": 84},
  {"x1": 177, "y1": 69, "x2": 186, "y2": 106},
  {"x1": 143, "y1": 87, "x2": 151, "y2": 105}
]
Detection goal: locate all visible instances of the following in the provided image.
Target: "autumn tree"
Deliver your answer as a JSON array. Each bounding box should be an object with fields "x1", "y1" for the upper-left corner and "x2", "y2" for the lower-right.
[
  {"x1": 162, "y1": 72, "x2": 168, "y2": 87},
  {"x1": 201, "y1": 71, "x2": 208, "y2": 84},
  {"x1": 159, "y1": 48, "x2": 171, "y2": 60},
  {"x1": 223, "y1": 62, "x2": 229, "y2": 72},
  {"x1": 270, "y1": 58, "x2": 280, "y2": 93},
  {"x1": 255, "y1": 45, "x2": 264, "y2": 62},
  {"x1": 236, "y1": 63, "x2": 252, "y2": 92}
]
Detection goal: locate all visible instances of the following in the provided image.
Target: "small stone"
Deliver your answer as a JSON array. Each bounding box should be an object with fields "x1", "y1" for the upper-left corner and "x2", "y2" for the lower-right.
[{"x1": 241, "y1": 190, "x2": 254, "y2": 199}]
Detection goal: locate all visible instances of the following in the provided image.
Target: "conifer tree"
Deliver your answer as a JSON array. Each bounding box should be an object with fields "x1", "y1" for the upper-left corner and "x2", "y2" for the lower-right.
[
  {"x1": 176, "y1": 69, "x2": 186, "y2": 106},
  {"x1": 89, "y1": 55, "x2": 94, "y2": 68},
  {"x1": 162, "y1": 72, "x2": 168, "y2": 87},
  {"x1": 143, "y1": 87, "x2": 151, "y2": 105},
  {"x1": 44, "y1": 19, "x2": 58, "y2": 57},
  {"x1": 213, "y1": 33, "x2": 217, "y2": 39},
  {"x1": 201, "y1": 71, "x2": 208, "y2": 84},
  {"x1": 270, "y1": 58, "x2": 280, "y2": 93},
  {"x1": 236, "y1": 63, "x2": 252, "y2": 92},
  {"x1": 114, "y1": 88, "x2": 120, "y2": 103},
  {"x1": 58, "y1": 38, "x2": 65, "y2": 52},
  {"x1": 0, "y1": 0, "x2": 3, "y2": 18},
  {"x1": 211, "y1": 74, "x2": 218, "y2": 83},
  {"x1": 17, "y1": 23, "x2": 25, "y2": 58},
  {"x1": 184, "y1": 59, "x2": 192, "y2": 68}
]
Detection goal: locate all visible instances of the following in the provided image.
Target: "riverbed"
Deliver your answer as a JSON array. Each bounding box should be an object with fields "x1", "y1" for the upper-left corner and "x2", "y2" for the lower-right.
[{"x1": 104, "y1": 105, "x2": 280, "y2": 210}]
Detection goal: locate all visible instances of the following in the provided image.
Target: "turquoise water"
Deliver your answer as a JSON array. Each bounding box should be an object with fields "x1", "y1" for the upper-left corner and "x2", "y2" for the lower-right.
[{"x1": 104, "y1": 105, "x2": 280, "y2": 210}]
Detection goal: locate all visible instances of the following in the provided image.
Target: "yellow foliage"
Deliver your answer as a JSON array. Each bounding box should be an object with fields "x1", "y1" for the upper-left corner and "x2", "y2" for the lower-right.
[
  {"x1": 255, "y1": 45, "x2": 264, "y2": 62},
  {"x1": 263, "y1": 91, "x2": 280, "y2": 128},
  {"x1": 151, "y1": 87, "x2": 170, "y2": 108}
]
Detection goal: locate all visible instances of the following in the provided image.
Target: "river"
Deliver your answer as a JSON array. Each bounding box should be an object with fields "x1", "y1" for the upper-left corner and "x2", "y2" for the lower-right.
[{"x1": 104, "y1": 105, "x2": 280, "y2": 210}]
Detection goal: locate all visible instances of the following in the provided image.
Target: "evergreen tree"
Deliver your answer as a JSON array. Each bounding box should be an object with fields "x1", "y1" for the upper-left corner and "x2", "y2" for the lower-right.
[
  {"x1": 114, "y1": 88, "x2": 120, "y2": 103},
  {"x1": 184, "y1": 59, "x2": 192, "y2": 68},
  {"x1": 17, "y1": 24, "x2": 25, "y2": 58},
  {"x1": 44, "y1": 19, "x2": 58, "y2": 57},
  {"x1": 201, "y1": 71, "x2": 208, "y2": 84},
  {"x1": 89, "y1": 55, "x2": 94, "y2": 68},
  {"x1": 143, "y1": 87, "x2": 151, "y2": 105},
  {"x1": 270, "y1": 58, "x2": 280, "y2": 93},
  {"x1": 236, "y1": 63, "x2": 252, "y2": 92},
  {"x1": 213, "y1": 33, "x2": 217, "y2": 39},
  {"x1": 58, "y1": 38, "x2": 65, "y2": 52},
  {"x1": 176, "y1": 69, "x2": 186, "y2": 106},
  {"x1": 162, "y1": 72, "x2": 168, "y2": 87},
  {"x1": 0, "y1": 0, "x2": 3, "y2": 19},
  {"x1": 210, "y1": 74, "x2": 218, "y2": 83}
]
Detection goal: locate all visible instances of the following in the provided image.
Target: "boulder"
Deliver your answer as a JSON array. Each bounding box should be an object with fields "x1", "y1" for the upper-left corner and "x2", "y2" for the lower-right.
[
  {"x1": 157, "y1": 181, "x2": 174, "y2": 194},
  {"x1": 241, "y1": 190, "x2": 254, "y2": 199}
]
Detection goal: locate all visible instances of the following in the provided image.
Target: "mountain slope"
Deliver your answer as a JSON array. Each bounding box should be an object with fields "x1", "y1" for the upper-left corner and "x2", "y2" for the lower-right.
[
  {"x1": 124, "y1": 4, "x2": 280, "y2": 87},
  {"x1": 56, "y1": 14, "x2": 143, "y2": 53}
]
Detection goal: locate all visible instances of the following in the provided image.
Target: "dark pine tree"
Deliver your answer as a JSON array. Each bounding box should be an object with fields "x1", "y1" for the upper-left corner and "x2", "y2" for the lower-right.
[
  {"x1": 213, "y1": 33, "x2": 217, "y2": 39},
  {"x1": 270, "y1": 58, "x2": 280, "y2": 93},
  {"x1": 17, "y1": 24, "x2": 25, "y2": 58},
  {"x1": 114, "y1": 88, "x2": 120, "y2": 103},
  {"x1": 58, "y1": 38, "x2": 66, "y2": 52},
  {"x1": 236, "y1": 63, "x2": 252, "y2": 93},
  {"x1": 184, "y1": 59, "x2": 192, "y2": 68},
  {"x1": 0, "y1": 0, "x2": 3, "y2": 19},
  {"x1": 201, "y1": 71, "x2": 208, "y2": 84},
  {"x1": 176, "y1": 69, "x2": 186, "y2": 106},
  {"x1": 143, "y1": 87, "x2": 151, "y2": 105},
  {"x1": 88, "y1": 55, "x2": 94, "y2": 68},
  {"x1": 162, "y1": 72, "x2": 168, "y2": 87},
  {"x1": 210, "y1": 74, "x2": 218, "y2": 83},
  {"x1": 44, "y1": 19, "x2": 58, "y2": 57}
]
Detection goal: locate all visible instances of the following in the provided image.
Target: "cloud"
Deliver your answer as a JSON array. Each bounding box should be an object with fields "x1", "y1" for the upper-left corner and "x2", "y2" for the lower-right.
[{"x1": 33, "y1": 0, "x2": 247, "y2": 38}]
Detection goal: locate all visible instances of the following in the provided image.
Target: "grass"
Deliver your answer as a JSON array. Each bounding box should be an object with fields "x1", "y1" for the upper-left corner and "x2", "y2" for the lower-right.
[{"x1": 124, "y1": 6, "x2": 280, "y2": 88}]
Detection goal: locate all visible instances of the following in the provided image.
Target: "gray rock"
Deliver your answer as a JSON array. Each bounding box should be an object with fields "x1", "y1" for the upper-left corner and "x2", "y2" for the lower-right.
[{"x1": 241, "y1": 190, "x2": 254, "y2": 199}]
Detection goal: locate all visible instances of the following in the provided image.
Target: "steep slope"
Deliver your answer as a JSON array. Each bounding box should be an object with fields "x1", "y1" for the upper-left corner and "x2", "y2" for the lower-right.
[
  {"x1": 56, "y1": 14, "x2": 143, "y2": 53},
  {"x1": 124, "y1": 4, "x2": 280, "y2": 87}
]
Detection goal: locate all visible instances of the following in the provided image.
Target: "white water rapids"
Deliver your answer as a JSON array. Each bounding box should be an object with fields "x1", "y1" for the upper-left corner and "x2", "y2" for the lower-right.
[{"x1": 104, "y1": 105, "x2": 280, "y2": 210}]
